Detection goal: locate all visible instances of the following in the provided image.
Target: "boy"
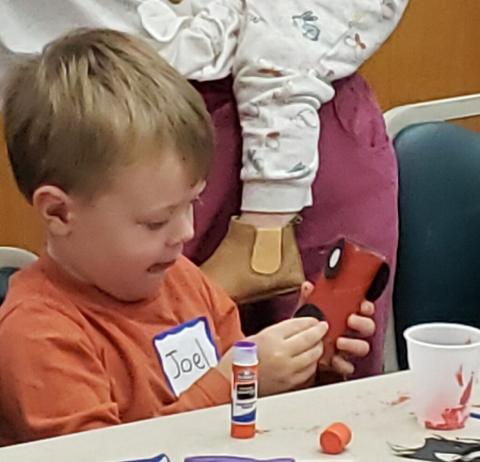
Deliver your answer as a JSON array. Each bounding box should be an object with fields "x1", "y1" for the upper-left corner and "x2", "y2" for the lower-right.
[{"x1": 0, "y1": 29, "x2": 374, "y2": 445}]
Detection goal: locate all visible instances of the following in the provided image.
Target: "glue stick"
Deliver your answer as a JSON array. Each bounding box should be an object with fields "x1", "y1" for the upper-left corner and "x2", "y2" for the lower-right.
[{"x1": 231, "y1": 340, "x2": 258, "y2": 438}]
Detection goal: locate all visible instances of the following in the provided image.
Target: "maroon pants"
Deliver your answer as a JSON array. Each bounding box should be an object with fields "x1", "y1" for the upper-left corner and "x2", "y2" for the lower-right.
[{"x1": 186, "y1": 74, "x2": 399, "y2": 378}]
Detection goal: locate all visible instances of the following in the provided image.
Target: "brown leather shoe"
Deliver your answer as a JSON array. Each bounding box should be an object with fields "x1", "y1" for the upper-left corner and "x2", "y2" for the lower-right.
[{"x1": 200, "y1": 217, "x2": 305, "y2": 304}]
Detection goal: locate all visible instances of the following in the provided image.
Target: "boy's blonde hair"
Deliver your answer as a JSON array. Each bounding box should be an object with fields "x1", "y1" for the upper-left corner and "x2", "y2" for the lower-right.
[{"x1": 2, "y1": 28, "x2": 214, "y2": 202}]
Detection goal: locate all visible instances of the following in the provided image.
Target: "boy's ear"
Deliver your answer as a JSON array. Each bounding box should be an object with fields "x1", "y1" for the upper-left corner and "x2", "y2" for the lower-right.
[{"x1": 32, "y1": 185, "x2": 75, "y2": 237}]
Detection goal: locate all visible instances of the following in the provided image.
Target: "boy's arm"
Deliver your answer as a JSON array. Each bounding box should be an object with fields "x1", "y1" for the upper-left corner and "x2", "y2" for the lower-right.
[
  {"x1": 0, "y1": 300, "x2": 233, "y2": 443},
  {"x1": 0, "y1": 274, "x2": 244, "y2": 442},
  {"x1": 0, "y1": 305, "x2": 121, "y2": 444},
  {"x1": 160, "y1": 366, "x2": 232, "y2": 414},
  {"x1": 204, "y1": 274, "x2": 245, "y2": 352}
]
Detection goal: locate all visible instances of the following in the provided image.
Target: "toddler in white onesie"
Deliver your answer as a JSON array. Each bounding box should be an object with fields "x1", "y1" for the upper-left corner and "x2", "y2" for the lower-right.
[
  {"x1": 140, "y1": 0, "x2": 407, "y2": 214},
  {"x1": 138, "y1": 0, "x2": 408, "y2": 301}
]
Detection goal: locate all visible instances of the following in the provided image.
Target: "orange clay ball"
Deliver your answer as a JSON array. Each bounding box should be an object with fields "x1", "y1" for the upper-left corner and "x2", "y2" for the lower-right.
[{"x1": 319, "y1": 422, "x2": 352, "y2": 454}]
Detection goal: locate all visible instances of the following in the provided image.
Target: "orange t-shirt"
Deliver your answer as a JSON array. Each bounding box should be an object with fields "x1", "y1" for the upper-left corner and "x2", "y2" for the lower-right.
[{"x1": 0, "y1": 254, "x2": 244, "y2": 446}]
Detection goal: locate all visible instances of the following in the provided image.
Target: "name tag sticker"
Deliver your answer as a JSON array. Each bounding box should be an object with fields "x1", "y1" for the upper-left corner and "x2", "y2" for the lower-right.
[{"x1": 153, "y1": 317, "x2": 219, "y2": 397}]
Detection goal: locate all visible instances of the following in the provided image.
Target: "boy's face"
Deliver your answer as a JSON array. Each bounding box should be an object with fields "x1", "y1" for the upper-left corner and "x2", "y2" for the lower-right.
[{"x1": 55, "y1": 151, "x2": 205, "y2": 302}]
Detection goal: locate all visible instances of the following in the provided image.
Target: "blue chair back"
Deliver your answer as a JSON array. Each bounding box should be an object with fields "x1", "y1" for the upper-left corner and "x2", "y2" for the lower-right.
[
  {"x1": 393, "y1": 122, "x2": 480, "y2": 368},
  {"x1": 0, "y1": 267, "x2": 18, "y2": 305}
]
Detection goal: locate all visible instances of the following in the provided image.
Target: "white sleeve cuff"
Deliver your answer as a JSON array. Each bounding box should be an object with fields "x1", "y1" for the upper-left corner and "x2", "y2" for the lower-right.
[{"x1": 241, "y1": 181, "x2": 313, "y2": 213}]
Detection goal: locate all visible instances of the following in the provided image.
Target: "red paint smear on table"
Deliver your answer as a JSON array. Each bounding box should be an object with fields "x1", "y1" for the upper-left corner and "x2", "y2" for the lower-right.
[{"x1": 388, "y1": 394, "x2": 411, "y2": 406}]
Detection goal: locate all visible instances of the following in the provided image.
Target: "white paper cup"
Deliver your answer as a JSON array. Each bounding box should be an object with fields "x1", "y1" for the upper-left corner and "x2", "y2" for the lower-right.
[{"x1": 404, "y1": 322, "x2": 480, "y2": 430}]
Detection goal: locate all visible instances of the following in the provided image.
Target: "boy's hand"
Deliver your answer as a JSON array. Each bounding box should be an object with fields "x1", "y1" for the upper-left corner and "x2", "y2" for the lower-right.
[
  {"x1": 298, "y1": 281, "x2": 376, "y2": 377},
  {"x1": 252, "y1": 316, "x2": 328, "y2": 396},
  {"x1": 217, "y1": 282, "x2": 327, "y2": 395},
  {"x1": 218, "y1": 284, "x2": 375, "y2": 394},
  {"x1": 330, "y1": 300, "x2": 375, "y2": 376}
]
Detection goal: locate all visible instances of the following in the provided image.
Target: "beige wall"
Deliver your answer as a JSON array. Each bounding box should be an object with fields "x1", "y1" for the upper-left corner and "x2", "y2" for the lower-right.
[
  {"x1": 360, "y1": 0, "x2": 480, "y2": 111},
  {"x1": 0, "y1": 119, "x2": 43, "y2": 253}
]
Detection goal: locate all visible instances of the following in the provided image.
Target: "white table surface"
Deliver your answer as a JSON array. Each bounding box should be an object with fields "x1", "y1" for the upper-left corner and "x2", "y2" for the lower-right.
[{"x1": 0, "y1": 371, "x2": 478, "y2": 462}]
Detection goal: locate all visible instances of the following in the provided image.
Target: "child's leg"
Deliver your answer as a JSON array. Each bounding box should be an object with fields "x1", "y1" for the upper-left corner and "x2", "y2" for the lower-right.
[
  {"x1": 199, "y1": 1, "x2": 407, "y2": 302},
  {"x1": 232, "y1": 0, "x2": 408, "y2": 213},
  {"x1": 186, "y1": 73, "x2": 398, "y2": 377},
  {"x1": 260, "y1": 74, "x2": 398, "y2": 378}
]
